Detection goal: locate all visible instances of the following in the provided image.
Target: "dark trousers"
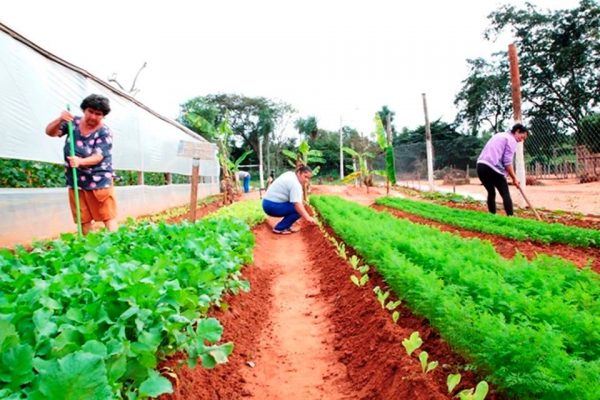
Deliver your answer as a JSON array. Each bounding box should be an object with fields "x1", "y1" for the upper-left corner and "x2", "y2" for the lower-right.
[
  {"x1": 476, "y1": 163, "x2": 513, "y2": 216},
  {"x1": 262, "y1": 199, "x2": 301, "y2": 230}
]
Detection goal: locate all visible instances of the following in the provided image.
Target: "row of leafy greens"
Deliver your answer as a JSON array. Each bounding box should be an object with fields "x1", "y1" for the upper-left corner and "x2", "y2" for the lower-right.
[
  {"x1": 377, "y1": 196, "x2": 600, "y2": 248},
  {"x1": 311, "y1": 195, "x2": 599, "y2": 400},
  {"x1": 0, "y1": 214, "x2": 255, "y2": 399}
]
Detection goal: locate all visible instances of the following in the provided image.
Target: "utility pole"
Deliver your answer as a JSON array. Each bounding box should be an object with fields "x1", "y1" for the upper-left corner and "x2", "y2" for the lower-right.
[
  {"x1": 421, "y1": 93, "x2": 434, "y2": 191},
  {"x1": 508, "y1": 43, "x2": 526, "y2": 190},
  {"x1": 385, "y1": 113, "x2": 392, "y2": 194},
  {"x1": 259, "y1": 135, "x2": 265, "y2": 190},
  {"x1": 339, "y1": 115, "x2": 344, "y2": 180}
]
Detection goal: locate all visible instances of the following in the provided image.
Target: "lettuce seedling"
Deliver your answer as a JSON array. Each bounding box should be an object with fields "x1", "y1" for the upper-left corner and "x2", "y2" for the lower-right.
[
  {"x1": 419, "y1": 351, "x2": 438, "y2": 373},
  {"x1": 337, "y1": 243, "x2": 347, "y2": 260},
  {"x1": 386, "y1": 300, "x2": 401, "y2": 311},
  {"x1": 402, "y1": 331, "x2": 423, "y2": 356},
  {"x1": 457, "y1": 381, "x2": 489, "y2": 400},
  {"x1": 373, "y1": 286, "x2": 390, "y2": 308},
  {"x1": 447, "y1": 373, "x2": 461, "y2": 393}
]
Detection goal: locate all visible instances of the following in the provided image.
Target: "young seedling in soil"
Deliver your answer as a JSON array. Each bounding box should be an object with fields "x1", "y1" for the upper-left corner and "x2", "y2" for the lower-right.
[
  {"x1": 457, "y1": 381, "x2": 489, "y2": 400},
  {"x1": 386, "y1": 299, "x2": 401, "y2": 311},
  {"x1": 402, "y1": 331, "x2": 423, "y2": 356},
  {"x1": 349, "y1": 254, "x2": 360, "y2": 269},
  {"x1": 350, "y1": 273, "x2": 369, "y2": 287},
  {"x1": 418, "y1": 351, "x2": 438, "y2": 373},
  {"x1": 337, "y1": 242, "x2": 347, "y2": 260},
  {"x1": 373, "y1": 286, "x2": 390, "y2": 308},
  {"x1": 447, "y1": 373, "x2": 462, "y2": 394}
]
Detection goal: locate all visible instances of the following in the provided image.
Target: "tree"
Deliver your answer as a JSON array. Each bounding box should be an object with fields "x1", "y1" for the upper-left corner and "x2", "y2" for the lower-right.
[
  {"x1": 306, "y1": 129, "x2": 345, "y2": 177},
  {"x1": 577, "y1": 113, "x2": 600, "y2": 153},
  {"x1": 485, "y1": 0, "x2": 600, "y2": 131},
  {"x1": 393, "y1": 120, "x2": 484, "y2": 170},
  {"x1": 179, "y1": 94, "x2": 295, "y2": 159},
  {"x1": 294, "y1": 116, "x2": 319, "y2": 139},
  {"x1": 377, "y1": 105, "x2": 397, "y2": 138},
  {"x1": 454, "y1": 55, "x2": 513, "y2": 134}
]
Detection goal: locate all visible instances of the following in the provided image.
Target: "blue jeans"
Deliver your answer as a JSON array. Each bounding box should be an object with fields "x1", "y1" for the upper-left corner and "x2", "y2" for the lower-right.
[
  {"x1": 243, "y1": 176, "x2": 250, "y2": 193},
  {"x1": 262, "y1": 199, "x2": 300, "y2": 231}
]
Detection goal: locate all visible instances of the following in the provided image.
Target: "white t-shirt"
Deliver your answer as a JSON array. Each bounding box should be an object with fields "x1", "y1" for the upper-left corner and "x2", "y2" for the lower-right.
[{"x1": 263, "y1": 171, "x2": 303, "y2": 203}]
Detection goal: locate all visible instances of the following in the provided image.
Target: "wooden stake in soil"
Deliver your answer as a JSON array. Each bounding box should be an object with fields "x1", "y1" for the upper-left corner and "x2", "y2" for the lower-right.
[
  {"x1": 177, "y1": 140, "x2": 216, "y2": 222},
  {"x1": 189, "y1": 158, "x2": 200, "y2": 222}
]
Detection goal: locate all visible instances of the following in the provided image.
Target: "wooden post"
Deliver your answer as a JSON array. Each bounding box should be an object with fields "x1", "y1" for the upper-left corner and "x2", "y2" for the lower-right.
[
  {"x1": 177, "y1": 140, "x2": 217, "y2": 218},
  {"x1": 385, "y1": 113, "x2": 392, "y2": 194},
  {"x1": 137, "y1": 171, "x2": 144, "y2": 185},
  {"x1": 189, "y1": 158, "x2": 199, "y2": 222},
  {"x1": 421, "y1": 93, "x2": 434, "y2": 191},
  {"x1": 259, "y1": 135, "x2": 265, "y2": 190},
  {"x1": 339, "y1": 116, "x2": 344, "y2": 180},
  {"x1": 508, "y1": 43, "x2": 526, "y2": 189}
]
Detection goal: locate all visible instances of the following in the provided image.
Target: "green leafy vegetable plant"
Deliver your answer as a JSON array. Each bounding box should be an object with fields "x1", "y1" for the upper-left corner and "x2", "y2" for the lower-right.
[
  {"x1": 402, "y1": 331, "x2": 423, "y2": 356},
  {"x1": 447, "y1": 373, "x2": 462, "y2": 394},
  {"x1": 418, "y1": 351, "x2": 438, "y2": 373},
  {"x1": 457, "y1": 381, "x2": 489, "y2": 400}
]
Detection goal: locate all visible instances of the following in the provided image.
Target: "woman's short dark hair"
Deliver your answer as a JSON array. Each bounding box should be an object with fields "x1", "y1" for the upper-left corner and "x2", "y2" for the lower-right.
[
  {"x1": 511, "y1": 123, "x2": 529, "y2": 134},
  {"x1": 296, "y1": 165, "x2": 312, "y2": 174},
  {"x1": 80, "y1": 94, "x2": 111, "y2": 115}
]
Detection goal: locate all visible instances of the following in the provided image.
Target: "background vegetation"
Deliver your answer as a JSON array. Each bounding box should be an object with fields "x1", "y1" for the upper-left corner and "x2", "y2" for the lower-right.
[{"x1": 2, "y1": 0, "x2": 598, "y2": 187}]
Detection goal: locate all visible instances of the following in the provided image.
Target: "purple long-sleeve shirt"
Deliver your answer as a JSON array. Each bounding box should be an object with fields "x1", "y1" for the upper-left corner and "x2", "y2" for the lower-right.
[{"x1": 476, "y1": 131, "x2": 518, "y2": 176}]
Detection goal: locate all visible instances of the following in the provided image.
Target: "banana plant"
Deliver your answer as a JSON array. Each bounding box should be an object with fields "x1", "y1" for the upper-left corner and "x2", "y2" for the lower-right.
[
  {"x1": 282, "y1": 140, "x2": 324, "y2": 200},
  {"x1": 342, "y1": 147, "x2": 381, "y2": 192},
  {"x1": 185, "y1": 112, "x2": 253, "y2": 202},
  {"x1": 281, "y1": 140, "x2": 325, "y2": 174},
  {"x1": 214, "y1": 118, "x2": 236, "y2": 203},
  {"x1": 374, "y1": 114, "x2": 396, "y2": 191}
]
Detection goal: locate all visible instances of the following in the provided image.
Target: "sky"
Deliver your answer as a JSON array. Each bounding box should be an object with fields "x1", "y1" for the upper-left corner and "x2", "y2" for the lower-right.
[{"x1": 1, "y1": 0, "x2": 581, "y2": 138}]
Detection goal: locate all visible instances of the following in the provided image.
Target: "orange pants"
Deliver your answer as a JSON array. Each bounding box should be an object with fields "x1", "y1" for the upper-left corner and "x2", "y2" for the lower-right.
[{"x1": 68, "y1": 187, "x2": 117, "y2": 223}]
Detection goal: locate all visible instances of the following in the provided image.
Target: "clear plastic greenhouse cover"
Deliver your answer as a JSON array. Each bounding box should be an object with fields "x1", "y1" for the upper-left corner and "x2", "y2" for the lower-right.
[
  {"x1": 0, "y1": 22, "x2": 218, "y2": 175},
  {"x1": 0, "y1": 23, "x2": 221, "y2": 247}
]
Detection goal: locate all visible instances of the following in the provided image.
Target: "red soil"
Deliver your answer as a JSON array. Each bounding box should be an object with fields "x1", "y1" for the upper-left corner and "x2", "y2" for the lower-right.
[
  {"x1": 158, "y1": 184, "x2": 595, "y2": 399},
  {"x1": 160, "y1": 221, "x2": 506, "y2": 399}
]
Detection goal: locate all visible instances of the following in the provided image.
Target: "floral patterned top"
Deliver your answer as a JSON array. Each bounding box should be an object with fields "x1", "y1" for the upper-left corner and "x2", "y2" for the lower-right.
[{"x1": 59, "y1": 116, "x2": 114, "y2": 190}]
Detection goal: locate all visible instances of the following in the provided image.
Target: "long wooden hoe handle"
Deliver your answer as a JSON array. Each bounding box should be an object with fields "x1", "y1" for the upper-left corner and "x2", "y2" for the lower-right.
[{"x1": 517, "y1": 186, "x2": 542, "y2": 221}]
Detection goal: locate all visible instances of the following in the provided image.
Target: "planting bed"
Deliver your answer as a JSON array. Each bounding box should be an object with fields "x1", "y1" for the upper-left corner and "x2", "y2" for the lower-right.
[
  {"x1": 3, "y1": 186, "x2": 596, "y2": 399},
  {"x1": 161, "y1": 188, "x2": 521, "y2": 399},
  {"x1": 372, "y1": 204, "x2": 600, "y2": 274},
  {"x1": 161, "y1": 186, "x2": 597, "y2": 399},
  {"x1": 163, "y1": 222, "x2": 503, "y2": 399},
  {"x1": 395, "y1": 186, "x2": 600, "y2": 231}
]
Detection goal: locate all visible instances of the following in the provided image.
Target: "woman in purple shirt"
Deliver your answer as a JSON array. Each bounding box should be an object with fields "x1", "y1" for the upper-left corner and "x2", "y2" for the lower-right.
[{"x1": 476, "y1": 123, "x2": 529, "y2": 216}]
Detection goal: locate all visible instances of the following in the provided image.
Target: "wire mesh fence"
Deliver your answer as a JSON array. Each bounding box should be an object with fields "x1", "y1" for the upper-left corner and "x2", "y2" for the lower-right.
[
  {"x1": 374, "y1": 118, "x2": 600, "y2": 185},
  {"x1": 525, "y1": 118, "x2": 600, "y2": 182}
]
